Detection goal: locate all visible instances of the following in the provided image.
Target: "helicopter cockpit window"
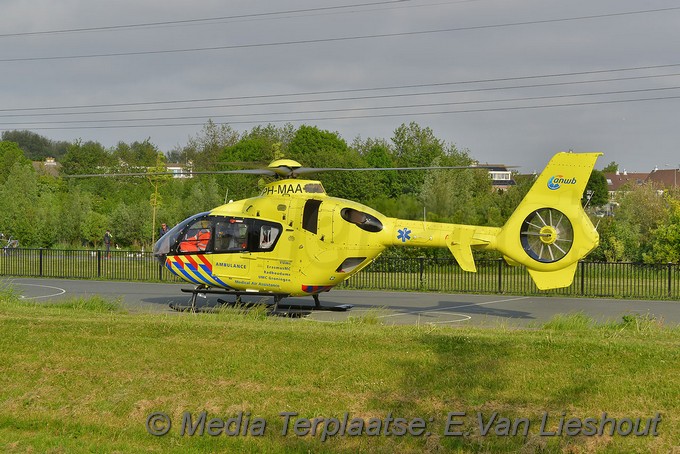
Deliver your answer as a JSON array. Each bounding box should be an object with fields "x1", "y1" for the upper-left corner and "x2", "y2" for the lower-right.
[
  {"x1": 340, "y1": 208, "x2": 384, "y2": 233},
  {"x1": 212, "y1": 218, "x2": 282, "y2": 253},
  {"x1": 179, "y1": 219, "x2": 213, "y2": 253},
  {"x1": 258, "y1": 225, "x2": 280, "y2": 249},
  {"x1": 162, "y1": 214, "x2": 282, "y2": 255},
  {"x1": 214, "y1": 219, "x2": 249, "y2": 252}
]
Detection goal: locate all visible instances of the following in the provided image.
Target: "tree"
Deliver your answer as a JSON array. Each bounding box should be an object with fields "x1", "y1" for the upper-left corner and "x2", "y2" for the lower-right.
[
  {"x1": 82, "y1": 211, "x2": 109, "y2": 247},
  {"x1": 590, "y1": 217, "x2": 640, "y2": 262},
  {"x1": 391, "y1": 122, "x2": 446, "y2": 195},
  {"x1": 182, "y1": 176, "x2": 223, "y2": 214},
  {"x1": 61, "y1": 140, "x2": 112, "y2": 175},
  {"x1": 185, "y1": 120, "x2": 239, "y2": 170},
  {"x1": 287, "y1": 125, "x2": 373, "y2": 200},
  {"x1": 608, "y1": 185, "x2": 670, "y2": 261},
  {"x1": 0, "y1": 162, "x2": 41, "y2": 245},
  {"x1": 583, "y1": 170, "x2": 609, "y2": 207},
  {"x1": 643, "y1": 199, "x2": 680, "y2": 263},
  {"x1": 602, "y1": 161, "x2": 619, "y2": 173},
  {"x1": 147, "y1": 152, "x2": 173, "y2": 244},
  {"x1": 419, "y1": 153, "x2": 485, "y2": 223},
  {"x1": 0, "y1": 141, "x2": 31, "y2": 184},
  {"x1": 1, "y1": 130, "x2": 69, "y2": 160},
  {"x1": 353, "y1": 137, "x2": 399, "y2": 199}
]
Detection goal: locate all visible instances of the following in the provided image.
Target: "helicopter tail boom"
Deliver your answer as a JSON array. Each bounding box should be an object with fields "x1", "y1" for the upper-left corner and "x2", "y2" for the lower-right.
[{"x1": 387, "y1": 152, "x2": 601, "y2": 290}]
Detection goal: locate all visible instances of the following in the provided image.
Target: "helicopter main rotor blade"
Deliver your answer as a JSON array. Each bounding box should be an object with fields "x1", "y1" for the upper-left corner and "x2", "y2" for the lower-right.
[
  {"x1": 63, "y1": 164, "x2": 514, "y2": 178},
  {"x1": 63, "y1": 169, "x2": 277, "y2": 178},
  {"x1": 290, "y1": 164, "x2": 511, "y2": 175}
]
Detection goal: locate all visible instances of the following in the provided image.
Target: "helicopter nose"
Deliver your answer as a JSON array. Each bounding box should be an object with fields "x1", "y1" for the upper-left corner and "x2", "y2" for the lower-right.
[
  {"x1": 153, "y1": 237, "x2": 169, "y2": 266},
  {"x1": 153, "y1": 251, "x2": 167, "y2": 267}
]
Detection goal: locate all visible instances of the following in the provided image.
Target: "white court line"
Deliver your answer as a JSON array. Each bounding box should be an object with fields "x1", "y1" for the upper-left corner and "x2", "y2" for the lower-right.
[
  {"x1": 377, "y1": 296, "x2": 531, "y2": 320},
  {"x1": 13, "y1": 283, "x2": 67, "y2": 300},
  {"x1": 305, "y1": 296, "x2": 529, "y2": 324},
  {"x1": 303, "y1": 309, "x2": 472, "y2": 324}
]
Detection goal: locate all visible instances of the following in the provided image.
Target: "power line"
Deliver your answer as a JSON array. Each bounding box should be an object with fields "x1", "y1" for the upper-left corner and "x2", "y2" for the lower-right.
[
  {"x1": 4, "y1": 62, "x2": 680, "y2": 114},
  {"x1": 5, "y1": 90, "x2": 680, "y2": 131},
  {"x1": 3, "y1": 72, "x2": 680, "y2": 120},
  {"x1": 2, "y1": 6, "x2": 679, "y2": 63},
  {"x1": 0, "y1": 0, "x2": 418, "y2": 38}
]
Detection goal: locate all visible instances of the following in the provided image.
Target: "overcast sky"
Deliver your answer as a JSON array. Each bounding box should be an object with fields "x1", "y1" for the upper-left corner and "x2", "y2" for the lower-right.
[{"x1": 2, "y1": 0, "x2": 680, "y2": 172}]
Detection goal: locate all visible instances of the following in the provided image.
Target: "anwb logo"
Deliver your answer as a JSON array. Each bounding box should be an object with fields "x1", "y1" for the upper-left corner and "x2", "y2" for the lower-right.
[{"x1": 547, "y1": 175, "x2": 577, "y2": 190}]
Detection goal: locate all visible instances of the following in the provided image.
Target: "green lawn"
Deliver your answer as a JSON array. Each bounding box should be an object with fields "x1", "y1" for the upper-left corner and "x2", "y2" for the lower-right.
[{"x1": 0, "y1": 292, "x2": 678, "y2": 453}]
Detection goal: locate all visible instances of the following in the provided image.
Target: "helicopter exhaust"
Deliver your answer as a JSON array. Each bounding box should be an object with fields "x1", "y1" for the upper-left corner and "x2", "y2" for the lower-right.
[{"x1": 385, "y1": 152, "x2": 601, "y2": 290}]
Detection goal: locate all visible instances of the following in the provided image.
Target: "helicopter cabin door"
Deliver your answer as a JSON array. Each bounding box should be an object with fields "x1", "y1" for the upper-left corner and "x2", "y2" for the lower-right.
[{"x1": 301, "y1": 198, "x2": 339, "y2": 263}]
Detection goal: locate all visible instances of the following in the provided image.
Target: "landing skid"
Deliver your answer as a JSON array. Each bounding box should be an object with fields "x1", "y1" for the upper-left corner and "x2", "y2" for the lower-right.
[{"x1": 169, "y1": 285, "x2": 352, "y2": 313}]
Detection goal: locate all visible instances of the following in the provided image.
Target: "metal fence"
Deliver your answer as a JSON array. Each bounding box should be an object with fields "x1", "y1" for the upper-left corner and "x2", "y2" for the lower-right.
[
  {"x1": 343, "y1": 257, "x2": 680, "y2": 299},
  {"x1": 0, "y1": 248, "x2": 175, "y2": 282},
  {"x1": 1, "y1": 248, "x2": 679, "y2": 299}
]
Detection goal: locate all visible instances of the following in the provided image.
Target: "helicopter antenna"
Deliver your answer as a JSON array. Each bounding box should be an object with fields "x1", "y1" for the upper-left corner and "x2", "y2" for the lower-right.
[{"x1": 583, "y1": 189, "x2": 594, "y2": 209}]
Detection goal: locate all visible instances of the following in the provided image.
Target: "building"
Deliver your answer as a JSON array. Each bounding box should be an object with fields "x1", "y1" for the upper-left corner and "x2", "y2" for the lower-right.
[
  {"x1": 604, "y1": 167, "x2": 680, "y2": 198},
  {"x1": 166, "y1": 163, "x2": 193, "y2": 178},
  {"x1": 487, "y1": 166, "x2": 516, "y2": 191}
]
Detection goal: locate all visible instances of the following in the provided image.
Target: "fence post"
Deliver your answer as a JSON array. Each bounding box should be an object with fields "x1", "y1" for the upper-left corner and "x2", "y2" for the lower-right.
[
  {"x1": 580, "y1": 261, "x2": 585, "y2": 296},
  {"x1": 418, "y1": 257, "x2": 425, "y2": 289},
  {"x1": 97, "y1": 250, "x2": 102, "y2": 278},
  {"x1": 497, "y1": 258, "x2": 503, "y2": 293},
  {"x1": 669, "y1": 263, "x2": 673, "y2": 298}
]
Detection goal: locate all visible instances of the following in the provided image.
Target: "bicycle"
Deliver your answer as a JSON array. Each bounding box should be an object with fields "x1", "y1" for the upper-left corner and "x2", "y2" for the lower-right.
[{"x1": 1, "y1": 233, "x2": 19, "y2": 255}]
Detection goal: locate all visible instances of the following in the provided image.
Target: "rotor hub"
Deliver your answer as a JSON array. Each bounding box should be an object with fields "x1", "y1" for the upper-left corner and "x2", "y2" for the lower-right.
[{"x1": 539, "y1": 226, "x2": 557, "y2": 245}]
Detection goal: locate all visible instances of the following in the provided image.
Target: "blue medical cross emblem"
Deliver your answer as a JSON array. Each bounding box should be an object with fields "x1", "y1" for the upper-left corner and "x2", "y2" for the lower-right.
[{"x1": 397, "y1": 227, "x2": 412, "y2": 243}]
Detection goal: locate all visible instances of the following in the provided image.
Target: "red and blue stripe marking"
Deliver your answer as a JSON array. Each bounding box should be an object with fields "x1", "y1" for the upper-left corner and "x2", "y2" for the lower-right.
[
  {"x1": 301, "y1": 285, "x2": 334, "y2": 294},
  {"x1": 166, "y1": 255, "x2": 231, "y2": 288}
]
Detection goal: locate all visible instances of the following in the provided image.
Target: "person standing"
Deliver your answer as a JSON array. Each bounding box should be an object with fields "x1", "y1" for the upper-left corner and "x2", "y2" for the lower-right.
[
  {"x1": 104, "y1": 230, "x2": 112, "y2": 258},
  {"x1": 159, "y1": 223, "x2": 169, "y2": 237}
]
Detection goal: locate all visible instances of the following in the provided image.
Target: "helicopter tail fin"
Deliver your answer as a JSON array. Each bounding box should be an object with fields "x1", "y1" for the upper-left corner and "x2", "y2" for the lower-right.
[{"x1": 493, "y1": 152, "x2": 602, "y2": 290}]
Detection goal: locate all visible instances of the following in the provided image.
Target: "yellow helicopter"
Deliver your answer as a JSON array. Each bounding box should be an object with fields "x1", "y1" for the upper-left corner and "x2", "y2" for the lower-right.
[{"x1": 152, "y1": 151, "x2": 601, "y2": 311}]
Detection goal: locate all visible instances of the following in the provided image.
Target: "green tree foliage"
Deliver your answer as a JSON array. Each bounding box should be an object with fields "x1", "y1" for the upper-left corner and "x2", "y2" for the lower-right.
[
  {"x1": 287, "y1": 125, "x2": 374, "y2": 201},
  {"x1": 391, "y1": 122, "x2": 446, "y2": 195},
  {"x1": 113, "y1": 139, "x2": 160, "y2": 167},
  {"x1": 583, "y1": 169, "x2": 609, "y2": 207},
  {"x1": 353, "y1": 137, "x2": 399, "y2": 199},
  {"x1": 82, "y1": 211, "x2": 109, "y2": 247},
  {"x1": 420, "y1": 151, "x2": 472, "y2": 221},
  {"x1": 498, "y1": 174, "x2": 535, "y2": 220},
  {"x1": 184, "y1": 120, "x2": 239, "y2": 171},
  {"x1": 602, "y1": 161, "x2": 619, "y2": 173},
  {"x1": 0, "y1": 162, "x2": 43, "y2": 245},
  {"x1": 58, "y1": 186, "x2": 93, "y2": 245},
  {"x1": 61, "y1": 140, "x2": 112, "y2": 175},
  {"x1": 1, "y1": 130, "x2": 69, "y2": 160},
  {"x1": 590, "y1": 217, "x2": 640, "y2": 262},
  {"x1": 220, "y1": 137, "x2": 278, "y2": 200},
  {"x1": 643, "y1": 199, "x2": 680, "y2": 263},
  {"x1": 109, "y1": 201, "x2": 149, "y2": 248},
  {"x1": 182, "y1": 176, "x2": 224, "y2": 215},
  {"x1": 599, "y1": 185, "x2": 670, "y2": 261},
  {"x1": 0, "y1": 141, "x2": 32, "y2": 184}
]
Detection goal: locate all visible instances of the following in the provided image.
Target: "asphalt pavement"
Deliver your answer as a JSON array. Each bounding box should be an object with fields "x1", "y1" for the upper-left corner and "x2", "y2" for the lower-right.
[{"x1": 5, "y1": 277, "x2": 680, "y2": 327}]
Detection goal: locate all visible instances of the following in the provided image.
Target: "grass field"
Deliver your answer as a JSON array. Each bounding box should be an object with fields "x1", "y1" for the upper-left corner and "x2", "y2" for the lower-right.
[{"x1": 0, "y1": 289, "x2": 678, "y2": 453}]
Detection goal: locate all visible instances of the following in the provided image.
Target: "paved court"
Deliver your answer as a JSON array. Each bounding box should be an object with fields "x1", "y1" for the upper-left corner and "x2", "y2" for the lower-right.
[{"x1": 5, "y1": 277, "x2": 680, "y2": 327}]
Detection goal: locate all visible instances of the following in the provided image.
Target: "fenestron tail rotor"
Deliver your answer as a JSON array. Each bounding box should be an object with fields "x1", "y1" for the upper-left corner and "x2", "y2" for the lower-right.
[{"x1": 520, "y1": 208, "x2": 574, "y2": 263}]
